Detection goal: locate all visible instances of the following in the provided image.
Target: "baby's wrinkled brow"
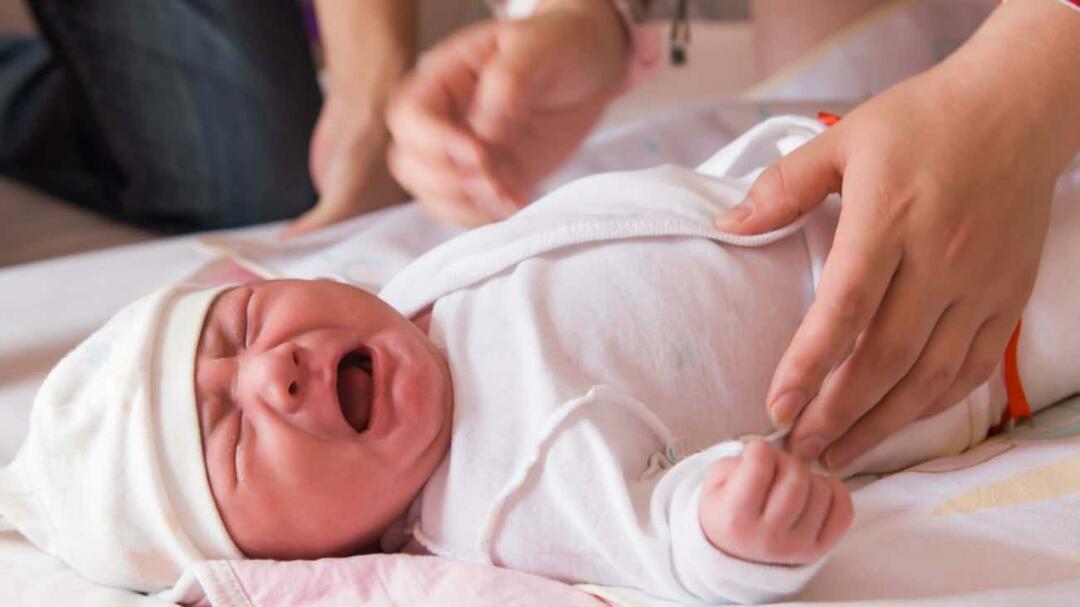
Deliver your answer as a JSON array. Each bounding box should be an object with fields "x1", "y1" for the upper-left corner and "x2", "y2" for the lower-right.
[{"x1": 199, "y1": 287, "x2": 244, "y2": 353}]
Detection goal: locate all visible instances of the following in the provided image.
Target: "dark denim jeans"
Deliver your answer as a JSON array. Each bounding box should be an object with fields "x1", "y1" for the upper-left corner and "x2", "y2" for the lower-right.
[{"x1": 0, "y1": 1, "x2": 322, "y2": 232}]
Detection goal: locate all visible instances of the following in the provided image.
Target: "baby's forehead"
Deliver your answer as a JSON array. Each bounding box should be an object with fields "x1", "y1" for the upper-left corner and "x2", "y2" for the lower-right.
[
  {"x1": 206, "y1": 285, "x2": 243, "y2": 318},
  {"x1": 197, "y1": 279, "x2": 315, "y2": 348}
]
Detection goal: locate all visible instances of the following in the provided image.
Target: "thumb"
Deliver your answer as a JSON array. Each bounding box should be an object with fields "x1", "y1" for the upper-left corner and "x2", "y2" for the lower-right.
[
  {"x1": 280, "y1": 194, "x2": 351, "y2": 239},
  {"x1": 716, "y1": 134, "x2": 843, "y2": 235},
  {"x1": 470, "y1": 38, "x2": 535, "y2": 143},
  {"x1": 284, "y1": 155, "x2": 410, "y2": 239},
  {"x1": 282, "y1": 150, "x2": 371, "y2": 237},
  {"x1": 282, "y1": 155, "x2": 366, "y2": 238}
]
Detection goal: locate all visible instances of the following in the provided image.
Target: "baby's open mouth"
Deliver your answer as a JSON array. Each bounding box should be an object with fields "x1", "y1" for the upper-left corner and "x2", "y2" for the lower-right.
[{"x1": 337, "y1": 349, "x2": 374, "y2": 433}]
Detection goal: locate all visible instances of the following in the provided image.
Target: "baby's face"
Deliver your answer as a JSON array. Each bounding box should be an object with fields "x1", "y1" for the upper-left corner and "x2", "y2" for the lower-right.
[{"x1": 194, "y1": 279, "x2": 452, "y2": 559}]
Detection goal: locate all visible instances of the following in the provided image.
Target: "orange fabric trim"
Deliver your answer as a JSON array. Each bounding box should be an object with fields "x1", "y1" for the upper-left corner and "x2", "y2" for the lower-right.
[
  {"x1": 999, "y1": 320, "x2": 1032, "y2": 428},
  {"x1": 817, "y1": 111, "x2": 842, "y2": 127}
]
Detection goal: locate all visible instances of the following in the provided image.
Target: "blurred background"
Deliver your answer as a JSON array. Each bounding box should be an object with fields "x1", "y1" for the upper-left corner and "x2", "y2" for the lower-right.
[
  {"x1": 0, "y1": 0, "x2": 991, "y2": 267},
  {"x1": 0, "y1": 0, "x2": 760, "y2": 267}
]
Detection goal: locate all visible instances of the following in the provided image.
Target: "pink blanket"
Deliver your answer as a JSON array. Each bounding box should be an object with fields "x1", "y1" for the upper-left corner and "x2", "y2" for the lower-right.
[{"x1": 179, "y1": 554, "x2": 605, "y2": 607}]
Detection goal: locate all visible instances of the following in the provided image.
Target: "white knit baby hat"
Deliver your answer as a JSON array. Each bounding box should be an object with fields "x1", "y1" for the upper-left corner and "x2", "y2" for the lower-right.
[{"x1": 0, "y1": 283, "x2": 242, "y2": 592}]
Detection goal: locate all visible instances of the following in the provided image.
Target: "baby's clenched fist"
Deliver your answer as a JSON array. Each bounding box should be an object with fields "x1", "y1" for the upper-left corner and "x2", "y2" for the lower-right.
[{"x1": 698, "y1": 440, "x2": 853, "y2": 566}]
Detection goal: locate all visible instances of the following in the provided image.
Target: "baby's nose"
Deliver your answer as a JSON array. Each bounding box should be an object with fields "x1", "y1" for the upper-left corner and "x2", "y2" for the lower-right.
[{"x1": 239, "y1": 344, "x2": 303, "y2": 414}]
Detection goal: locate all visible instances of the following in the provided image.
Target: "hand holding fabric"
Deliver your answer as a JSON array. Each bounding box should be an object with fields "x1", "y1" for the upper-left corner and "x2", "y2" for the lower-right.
[{"x1": 717, "y1": 0, "x2": 1080, "y2": 470}]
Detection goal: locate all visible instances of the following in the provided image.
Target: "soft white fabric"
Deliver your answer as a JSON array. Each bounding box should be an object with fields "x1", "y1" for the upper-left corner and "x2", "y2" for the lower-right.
[
  {"x1": 0, "y1": 284, "x2": 242, "y2": 593},
  {"x1": 378, "y1": 116, "x2": 1006, "y2": 604}
]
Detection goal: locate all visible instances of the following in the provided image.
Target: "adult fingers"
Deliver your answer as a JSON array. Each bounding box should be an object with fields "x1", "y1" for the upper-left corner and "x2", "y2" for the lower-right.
[
  {"x1": 409, "y1": 22, "x2": 495, "y2": 122},
  {"x1": 387, "y1": 83, "x2": 491, "y2": 179},
  {"x1": 787, "y1": 259, "x2": 944, "y2": 461},
  {"x1": 283, "y1": 200, "x2": 348, "y2": 238},
  {"x1": 283, "y1": 163, "x2": 372, "y2": 238},
  {"x1": 820, "y1": 302, "x2": 980, "y2": 470},
  {"x1": 386, "y1": 25, "x2": 497, "y2": 179},
  {"x1": 468, "y1": 58, "x2": 534, "y2": 205},
  {"x1": 471, "y1": 25, "x2": 534, "y2": 145},
  {"x1": 466, "y1": 23, "x2": 559, "y2": 207},
  {"x1": 387, "y1": 143, "x2": 509, "y2": 224},
  {"x1": 920, "y1": 314, "x2": 1018, "y2": 419},
  {"x1": 716, "y1": 132, "x2": 842, "y2": 234},
  {"x1": 391, "y1": 128, "x2": 518, "y2": 215},
  {"x1": 418, "y1": 196, "x2": 495, "y2": 228},
  {"x1": 767, "y1": 206, "x2": 902, "y2": 430}
]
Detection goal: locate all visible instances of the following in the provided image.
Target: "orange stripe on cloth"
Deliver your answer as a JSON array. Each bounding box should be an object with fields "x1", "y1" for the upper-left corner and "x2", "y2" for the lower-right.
[
  {"x1": 995, "y1": 320, "x2": 1032, "y2": 431},
  {"x1": 817, "y1": 111, "x2": 842, "y2": 127}
]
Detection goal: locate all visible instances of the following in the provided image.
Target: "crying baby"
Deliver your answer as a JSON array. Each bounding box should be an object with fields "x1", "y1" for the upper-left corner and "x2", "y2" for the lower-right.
[{"x1": 4, "y1": 116, "x2": 1076, "y2": 604}]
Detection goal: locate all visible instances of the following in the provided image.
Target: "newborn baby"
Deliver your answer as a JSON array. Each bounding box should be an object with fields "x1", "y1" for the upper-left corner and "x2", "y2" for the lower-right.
[{"x1": 3, "y1": 117, "x2": 1078, "y2": 604}]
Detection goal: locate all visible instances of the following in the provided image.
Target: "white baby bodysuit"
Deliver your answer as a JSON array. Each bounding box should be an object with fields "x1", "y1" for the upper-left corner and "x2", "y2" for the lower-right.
[{"x1": 379, "y1": 117, "x2": 1000, "y2": 605}]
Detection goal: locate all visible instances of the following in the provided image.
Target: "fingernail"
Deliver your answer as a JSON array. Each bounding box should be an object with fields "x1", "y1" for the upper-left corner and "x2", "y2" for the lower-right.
[
  {"x1": 822, "y1": 449, "x2": 844, "y2": 471},
  {"x1": 498, "y1": 194, "x2": 521, "y2": 216},
  {"x1": 794, "y1": 436, "x2": 826, "y2": 462},
  {"x1": 769, "y1": 391, "x2": 805, "y2": 429},
  {"x1": 466, "y1": 190, "x2": 502, "y2": 219},
  {"x1": 715, "y1": 202, "x2": 753, "y2": 231}
]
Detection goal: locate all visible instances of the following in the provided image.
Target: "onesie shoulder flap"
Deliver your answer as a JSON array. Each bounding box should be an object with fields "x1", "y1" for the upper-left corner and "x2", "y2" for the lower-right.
[{"x1": 381, "y1": 115, "x2": 827, "y2": 317}]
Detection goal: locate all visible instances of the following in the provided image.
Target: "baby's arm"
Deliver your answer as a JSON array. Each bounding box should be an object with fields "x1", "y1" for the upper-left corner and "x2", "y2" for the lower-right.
[
  {"x1": 698, "y1": 441, "x2": 852, "y2": 566},
  {"x1": 647, "y1": 439, "x2": 851, "y2": 604},
  {"x1": 475, "y1": 389, "x2": 852, "y2": 604}
]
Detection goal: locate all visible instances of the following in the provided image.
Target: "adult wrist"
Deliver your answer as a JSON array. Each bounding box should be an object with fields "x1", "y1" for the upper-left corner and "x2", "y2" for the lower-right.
[
  {"x1": 942, "y1": 0, "x2": 1080, "y2": 169},
  {"x1": 536, "y1": 0, "x2": 630, "y2": 51},
  {"x1": 315, "y1": 0, "x2": 417, "y2": 100},
  {"x1": 325, "y1": 59, "x2": 409, "y2": 103},
  {"x1": 537, "y1": 0, "x2": 634, "y2": 92}
]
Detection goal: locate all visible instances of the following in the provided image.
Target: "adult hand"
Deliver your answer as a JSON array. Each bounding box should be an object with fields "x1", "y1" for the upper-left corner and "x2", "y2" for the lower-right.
[
  {"x1": 283, "y1": 91, "x2": 408, "y2": 237},
  {"x1": 716, "y1": 0, "x2": 1080, "y2": 470},
  {"x1": 283, "y1": 0, "x2": 415, "y2": 237},
  {"x1": 386, "y1": 0, "x2": 629, "y2": 226}
]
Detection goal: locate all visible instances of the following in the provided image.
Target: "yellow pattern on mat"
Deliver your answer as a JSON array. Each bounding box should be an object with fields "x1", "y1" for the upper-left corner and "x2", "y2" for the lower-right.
[{"x1": 935, "y1": 452, "x2": 1080, "y2": 515}]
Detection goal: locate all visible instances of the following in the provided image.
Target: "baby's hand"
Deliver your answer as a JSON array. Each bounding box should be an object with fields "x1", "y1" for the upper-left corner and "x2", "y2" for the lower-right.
[{"x1": 698, "y1": 441, "x2": 853, "y2": 566}]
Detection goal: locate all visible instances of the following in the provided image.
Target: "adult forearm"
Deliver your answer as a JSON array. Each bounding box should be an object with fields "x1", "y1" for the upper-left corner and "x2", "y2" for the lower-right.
[
  {"x1": 313, "y1": 0, "x2": 418, "y2": 99},
  {"x1": 488, "y1": 0, "x2": 729, "y2": 21},
  {"x1": 942, "y1": 0, "x2": 1080, "y2": 171}
]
